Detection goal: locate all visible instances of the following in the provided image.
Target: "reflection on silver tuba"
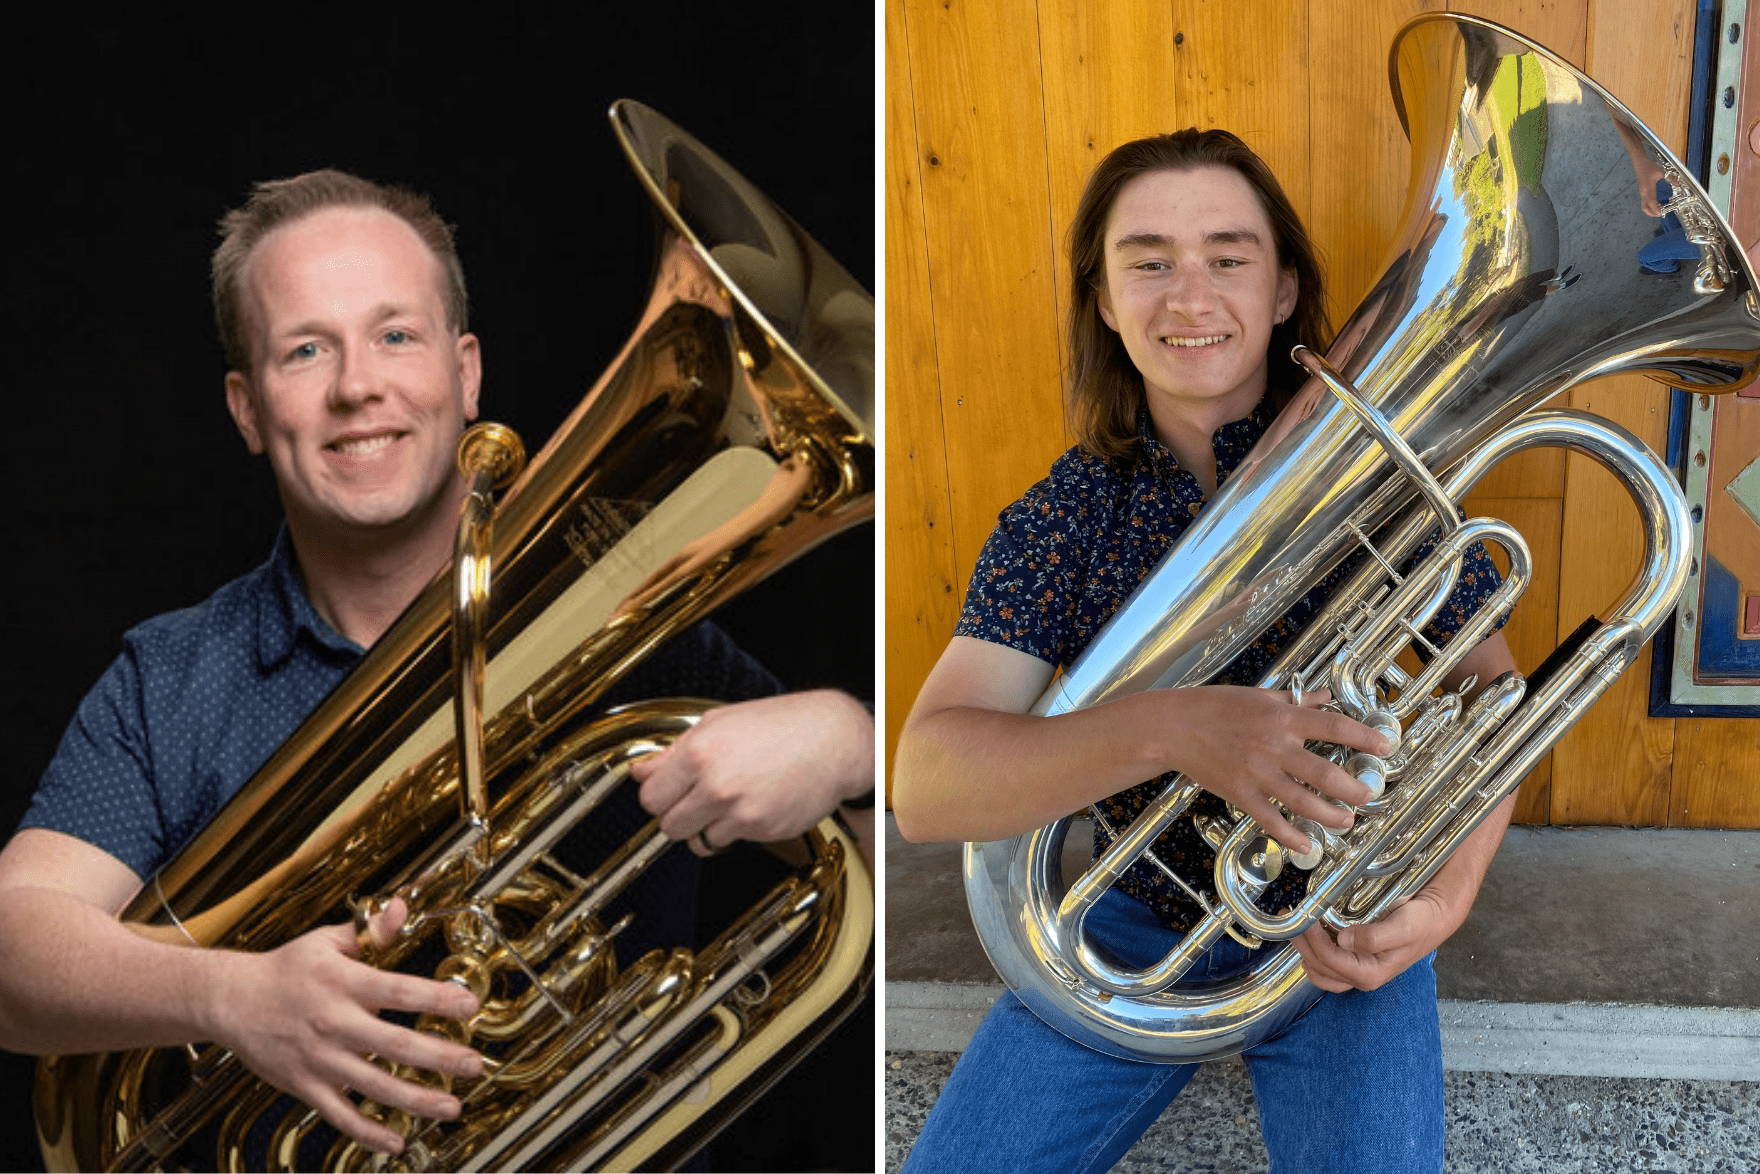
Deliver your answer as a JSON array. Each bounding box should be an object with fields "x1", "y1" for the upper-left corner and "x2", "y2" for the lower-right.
[
  {"x1": 35, "y1": 101, "x2": 873, "y2": 1171},
  {"x1": 966, "y1": 13, "x2": 1760, "y2": 1063}
]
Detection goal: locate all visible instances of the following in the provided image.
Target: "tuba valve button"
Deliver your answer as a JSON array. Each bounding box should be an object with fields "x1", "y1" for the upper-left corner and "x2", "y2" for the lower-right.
[
  {"x1": 1286, "y1": 818, "x2": 1327, "y2": 870},
  {"x1": 1344, "y1": 753, "x2": 1387, "y2": 801},
  {"x1": 1362, "y1": 708, "x2": 1401, "y2": 754}
]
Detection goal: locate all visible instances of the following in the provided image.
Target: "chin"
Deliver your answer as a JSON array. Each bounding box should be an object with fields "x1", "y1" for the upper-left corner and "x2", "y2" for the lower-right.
[{"x1": 307, "y1": 489, "x2": 425, "y2": 533}]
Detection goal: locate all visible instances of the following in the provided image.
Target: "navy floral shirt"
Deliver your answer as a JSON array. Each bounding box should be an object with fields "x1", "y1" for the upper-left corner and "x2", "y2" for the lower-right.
[{"x1": 956, "y1": 400, "x2": 1505, "y2": 932}]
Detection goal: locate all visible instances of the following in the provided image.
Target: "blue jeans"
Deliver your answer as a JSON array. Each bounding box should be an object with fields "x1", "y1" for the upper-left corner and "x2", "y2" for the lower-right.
[{"x1": 902, "y1": 889, "x2": 1443, "y2": 1174}]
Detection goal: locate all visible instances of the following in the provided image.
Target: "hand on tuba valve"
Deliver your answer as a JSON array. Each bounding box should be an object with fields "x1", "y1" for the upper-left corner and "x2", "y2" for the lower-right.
[
  {"x1": 633, "y1": 690, "x2": 876, "y2": 862},
  {"x1": 202, "y1": 898, "x2": 485, "y2": 1157},
  {"x1": 1135, "y1": 684, "x2": 1385, "y2": 858}
]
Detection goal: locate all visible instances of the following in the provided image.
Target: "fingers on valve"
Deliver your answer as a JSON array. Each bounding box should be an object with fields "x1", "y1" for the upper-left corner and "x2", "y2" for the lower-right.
[
  {"x1": 363, "y1": 969, "x2": 480, "y2": 1021},
  {"x1": 308, "y1": 1087, "x2": 408, "y2": 1156},
  {"x1": 336, "y1": 1051, "x2": 463, "y2": 1121},
  {"x1": 635, "y1": 748, "x2": 691, "y2": 815},
  {"x1": 356, "y1": 1016, "x2": 482, "y2": 1081}
]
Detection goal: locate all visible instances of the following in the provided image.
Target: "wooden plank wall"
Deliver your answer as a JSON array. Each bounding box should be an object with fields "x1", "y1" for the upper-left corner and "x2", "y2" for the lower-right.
[{"x1": 885, "y1": 0, "x2": 1760, "y2": 824}]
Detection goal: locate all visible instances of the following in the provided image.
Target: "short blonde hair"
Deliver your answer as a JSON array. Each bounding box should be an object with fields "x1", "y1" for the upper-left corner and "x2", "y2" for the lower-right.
[{"x1": 211, "y1": 169, "x2": 468, "y2": 372}]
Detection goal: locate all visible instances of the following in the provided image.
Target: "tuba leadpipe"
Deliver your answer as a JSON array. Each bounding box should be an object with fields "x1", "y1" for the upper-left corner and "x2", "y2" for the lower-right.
[
  {"x1": 966, "y1": 13, "x2": 1760, "y2": 1063},
  {"x1": 35, "y1": 100, "x2": 874, "y2": 1172}
]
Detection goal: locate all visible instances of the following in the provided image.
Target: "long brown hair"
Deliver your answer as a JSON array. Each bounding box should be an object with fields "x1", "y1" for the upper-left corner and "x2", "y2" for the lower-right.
[{"x1": 1066, "y1": 130, "x2": 1331, "y2": 461}]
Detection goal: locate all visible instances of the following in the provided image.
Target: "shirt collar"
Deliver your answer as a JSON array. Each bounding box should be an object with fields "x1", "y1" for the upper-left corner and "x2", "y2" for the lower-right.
[
  {"x1": 1134, "y1": 396, "x2": 1274, "y2": 487},
  {"x1": 258, "y1": 526, "x2": 365, "y2": 670}
]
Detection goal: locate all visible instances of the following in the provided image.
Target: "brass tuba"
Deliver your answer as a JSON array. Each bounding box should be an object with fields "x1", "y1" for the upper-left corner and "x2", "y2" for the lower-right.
[
  {"x1": 34, "y1": 100, "x2": 874, "y2": 1170},
  {"x1": 966, "y1": 14, "x2": 1760, "y2": 1063}
]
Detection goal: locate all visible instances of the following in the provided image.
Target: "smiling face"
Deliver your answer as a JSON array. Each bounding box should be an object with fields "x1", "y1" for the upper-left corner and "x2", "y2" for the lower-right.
[
  {"x1": 225, "y1": 206, "x2": 481, "y2": 544},
  {"x1": 1096, "y1": 165, "x2": 1297, "y2": 429}
]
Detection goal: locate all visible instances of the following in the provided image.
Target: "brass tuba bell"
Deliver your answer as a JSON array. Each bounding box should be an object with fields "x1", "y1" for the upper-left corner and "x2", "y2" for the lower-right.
[{"x1": 34, "y1": 100, "x2": 874, "y2": 1171}]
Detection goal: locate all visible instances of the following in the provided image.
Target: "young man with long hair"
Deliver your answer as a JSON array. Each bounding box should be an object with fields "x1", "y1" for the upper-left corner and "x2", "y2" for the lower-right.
[{"x1": 893, "y1": 130, "x2": 1516, "y2": 1174}]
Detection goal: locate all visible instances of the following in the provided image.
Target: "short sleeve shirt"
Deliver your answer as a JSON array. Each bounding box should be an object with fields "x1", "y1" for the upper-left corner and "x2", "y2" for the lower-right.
[
  {"x1": 955, "y1": 401, "x2": 1505, "y2": 932},
  {"x1": 21, "y1": 529, "x2": 782, "y2": 958}
]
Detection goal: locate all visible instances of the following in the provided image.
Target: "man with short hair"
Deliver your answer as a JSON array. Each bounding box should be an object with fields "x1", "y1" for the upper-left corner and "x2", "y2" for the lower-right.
[{"x1": 0, "y1": 170, "x2": 873, "y2": 1158}]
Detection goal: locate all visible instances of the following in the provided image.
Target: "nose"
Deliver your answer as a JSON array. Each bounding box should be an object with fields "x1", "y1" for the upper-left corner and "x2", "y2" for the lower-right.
[
  {"x1": 1163, "y1": 261, "x2": 1219, "y2": 319},
  {"x1": 329, "y1": 340, "x2": 383, "y2": 411}
]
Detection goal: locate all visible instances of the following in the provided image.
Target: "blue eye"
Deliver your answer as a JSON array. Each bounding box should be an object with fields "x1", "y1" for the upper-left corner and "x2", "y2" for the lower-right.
[
  {"x1": 289, "y1": 342, "x2": 318, "y2": 361},
  {"x1": 384, "y1": 329, "x2": 411, "y2": 345}
]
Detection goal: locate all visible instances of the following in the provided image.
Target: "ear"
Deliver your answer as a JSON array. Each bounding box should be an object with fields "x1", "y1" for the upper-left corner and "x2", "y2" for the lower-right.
[
  {"x1": 1275, "y1": 266, "x2": 1299, "y2": 326},
  {"x1": 1096, "y1": 286, "x2": 1120, "y2": 333},
  {"x1": 225, "y1": 371, "x2": 264, "y2": 454},
  {"x1": 456, "y1": 332, "x2": 482, "y2": 422}
]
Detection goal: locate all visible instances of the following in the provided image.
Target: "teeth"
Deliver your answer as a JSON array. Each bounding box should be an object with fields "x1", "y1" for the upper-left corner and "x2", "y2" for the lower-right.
[
  {"x1": 1163, "y1": 334, "x2": 1229, "y2": 347},
  {"x1": 331, "y1": 433, "x2": 397, "y2": 456}
]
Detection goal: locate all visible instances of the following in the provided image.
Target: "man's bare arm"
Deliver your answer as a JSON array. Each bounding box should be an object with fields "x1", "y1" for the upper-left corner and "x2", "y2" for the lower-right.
[
  {"x1": 0, "y1": 828, "x2": 481, "y2": 1155},
  {"x1": 890, "y1": 637, "x2": 1388, "y2": 849}
]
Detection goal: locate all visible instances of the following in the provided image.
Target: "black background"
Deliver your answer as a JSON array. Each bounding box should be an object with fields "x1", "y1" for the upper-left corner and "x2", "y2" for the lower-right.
[{"x1": 0, "y1": 5, "x2": 874, "y2": 1170}]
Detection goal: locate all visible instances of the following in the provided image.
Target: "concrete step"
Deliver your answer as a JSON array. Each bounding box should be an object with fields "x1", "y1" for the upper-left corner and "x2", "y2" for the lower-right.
[{"x1": 887, "y1": 982, "x2": 1760, "y2": 1080}]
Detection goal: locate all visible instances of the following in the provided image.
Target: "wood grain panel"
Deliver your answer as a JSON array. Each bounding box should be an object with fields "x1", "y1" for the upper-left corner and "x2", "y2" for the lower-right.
[
  {"x1": 1167, "y1": 1, "x2": 1314, "y2": 227},
  {"x1": 1311, "y1": 0, "x2": 1444, "y2": 325},
  {"x1": 1447, "y1": 1, "x2": 1587, "y2": 69},
  {"x1": 1461, "y1": 495, "x2": 1564, "y2": 821},
  {"x1": 1673, "y1": 718, "x2": 1760, "y2": 829},
  {"x1": 1585, "y1": 0, "x2": 1696, "y2": 154},
  {"x1": 903, "y1": 0, "x2": 1069, "y2": 583},
  {"x1": 884, "y1": 0, "x2": 961, "y2": 796},
  {"x1": 1466, "y1": 446, "x2": 1566, "y2": 499},
  {"x1": 1035, "y1": 0, "x2": 1179, "y2": 343},
  {"x1": 1550, "y1": 373, "x2": 1675, "y2": 824}
]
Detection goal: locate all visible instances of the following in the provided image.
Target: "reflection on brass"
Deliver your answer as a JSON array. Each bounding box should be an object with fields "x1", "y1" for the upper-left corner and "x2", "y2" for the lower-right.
[
  {"x1": 36, "y1": 100, "x2": 874, "y2": 1171},
  {"x1": 965, "y1": 14, "x2": 1759, "y2": 1065}
]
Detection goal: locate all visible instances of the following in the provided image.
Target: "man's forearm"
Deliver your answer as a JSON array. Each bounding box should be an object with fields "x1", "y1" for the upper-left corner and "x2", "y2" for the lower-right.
[
  {"x1": 891, "y1": 694, "x2": 1172, "y2": 844},
  {"x1": 1422, "y1": 631, "x2": 1521, "y2": 925},
  {"x1": 0, "y1": 885, "x2": 221, "y2": 1054},
  {"x1": 1421, "y1": 790, "x2": 1516, "y2": 933}
]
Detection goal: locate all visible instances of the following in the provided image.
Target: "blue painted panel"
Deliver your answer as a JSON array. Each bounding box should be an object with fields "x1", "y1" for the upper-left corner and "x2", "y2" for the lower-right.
[{"x1": 1698, "y1": 553, "x2": 1760, "y2": 674}]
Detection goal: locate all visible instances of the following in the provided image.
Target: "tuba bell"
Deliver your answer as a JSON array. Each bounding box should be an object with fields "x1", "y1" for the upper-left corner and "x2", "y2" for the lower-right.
[
  {"x1": 966, "y1": 13, "x2": 1760, "y2": 1063},
  {"x1": 34, "y1": 100, "x2": 874, "y2": 1171}
]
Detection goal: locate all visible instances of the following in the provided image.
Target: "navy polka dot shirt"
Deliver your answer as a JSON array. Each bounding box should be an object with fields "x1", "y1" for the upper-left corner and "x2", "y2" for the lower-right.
[
  {"x1": 22, "y1": 527, "x2": 781, "y2": 961},
  {"x1": 956, "y1": 401, "x2": 1506, "y2": 932}
]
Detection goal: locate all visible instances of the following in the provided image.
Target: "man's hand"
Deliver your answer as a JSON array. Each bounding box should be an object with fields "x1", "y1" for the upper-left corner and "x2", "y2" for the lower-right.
[
  {"x1": 1291, "y1": 636, "x2": 1520, "y2": 993},
  {"x1": 1157, "y1": 685, "x2": 1387, "y2": 857},
  {"x1": 631, "y1": 690, "x2": 873, "y2": 856},
  {"x1": 1291, "y1": 887, "x2": 1459, "y2": 993},
  {"x1": 205, "y1": 898, "x2": 484, "y2": 1156}
]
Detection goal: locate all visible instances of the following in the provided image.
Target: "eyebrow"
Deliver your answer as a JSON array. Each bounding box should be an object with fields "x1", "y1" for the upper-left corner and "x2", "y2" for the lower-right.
[
  {"x1": 1112, "y1": 228, "x2": 1265, "y2": 250},
  {"x1": 274, "y1": 303, "x2": 418, "y2": 340}
]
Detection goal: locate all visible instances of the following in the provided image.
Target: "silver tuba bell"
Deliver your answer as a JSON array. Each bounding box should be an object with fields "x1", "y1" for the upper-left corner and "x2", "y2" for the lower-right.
[{"x1": 965, "y1": 13, "x2": 1760, "y2": 1063}]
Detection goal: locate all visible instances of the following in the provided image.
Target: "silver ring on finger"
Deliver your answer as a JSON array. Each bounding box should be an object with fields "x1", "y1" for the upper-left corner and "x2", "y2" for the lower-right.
[
  {"x1": 693, "y1": 828, "x2": 726, "y2": 856},
  {"x1": 1289, "y1": 672, "x2": 1305, "y2": 709}
]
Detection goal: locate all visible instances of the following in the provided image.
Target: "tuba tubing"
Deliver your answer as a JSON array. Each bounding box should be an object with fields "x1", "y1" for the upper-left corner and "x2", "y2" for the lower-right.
[{"x1": 965, "y1": 13, "x2": 1759, "y2": 1065}]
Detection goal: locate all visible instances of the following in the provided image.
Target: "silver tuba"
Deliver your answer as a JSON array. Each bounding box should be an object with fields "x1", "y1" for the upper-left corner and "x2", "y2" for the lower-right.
[
  {"x1": 35, "y1": 101, "x2": 873, "y2": 1170},
  {"x1": 966, "y1": 13, "x2": 1760, "y2": 1063}
]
